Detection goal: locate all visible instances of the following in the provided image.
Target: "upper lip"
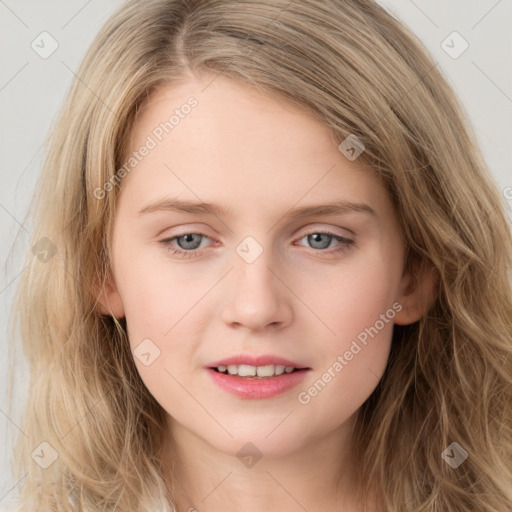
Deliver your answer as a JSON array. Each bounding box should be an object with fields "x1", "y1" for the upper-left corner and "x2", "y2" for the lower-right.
[{"x1": 205, "y1": 354, "x2": 309, "y2": 369}]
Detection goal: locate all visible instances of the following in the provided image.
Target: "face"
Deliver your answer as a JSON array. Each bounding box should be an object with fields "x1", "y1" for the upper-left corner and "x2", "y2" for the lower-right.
[{"x1": 100, "y1": 72, "x2": 418, "y2": 460}]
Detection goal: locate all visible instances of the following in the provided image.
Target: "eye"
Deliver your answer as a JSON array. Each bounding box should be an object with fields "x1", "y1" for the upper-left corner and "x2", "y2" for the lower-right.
[
  {"x1": 295, "y1": 230, "x2": 354, "y2": 254},
  {"x1": 160, "y1": 233, "x2": 212, "y2": 258},
  {"x1": 159, "y1": 229, "x2": 355, "y2": 259}
]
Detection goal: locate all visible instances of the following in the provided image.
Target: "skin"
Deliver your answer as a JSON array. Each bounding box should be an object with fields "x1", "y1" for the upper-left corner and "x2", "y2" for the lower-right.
[{"x1": 98, "y1": 71, "x2": 432, "y2": 512}]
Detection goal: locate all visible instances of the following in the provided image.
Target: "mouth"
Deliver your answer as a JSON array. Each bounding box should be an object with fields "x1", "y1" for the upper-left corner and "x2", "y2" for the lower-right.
[
  {"x1": 204, "y1": 355, "x2": 311, "y2": 398},
  {"x1": 205, "y1": 363, "x2": 311, "y2": 399}
]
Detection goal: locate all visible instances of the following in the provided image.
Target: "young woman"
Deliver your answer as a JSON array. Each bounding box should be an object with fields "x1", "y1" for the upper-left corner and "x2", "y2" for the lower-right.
[{"x1": 9, "y1": 0, "x2": 512, "y2": 510}]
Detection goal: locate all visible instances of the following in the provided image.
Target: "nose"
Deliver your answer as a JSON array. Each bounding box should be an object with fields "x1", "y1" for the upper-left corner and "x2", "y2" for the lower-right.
[{"x1": 220, "y1": 243, "x2": 293, "y2": 332}]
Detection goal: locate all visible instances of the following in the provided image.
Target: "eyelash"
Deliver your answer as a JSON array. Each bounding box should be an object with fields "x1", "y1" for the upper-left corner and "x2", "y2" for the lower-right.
[{"x1": 160, "y1": 230, "x2": 355, "y2": 259}]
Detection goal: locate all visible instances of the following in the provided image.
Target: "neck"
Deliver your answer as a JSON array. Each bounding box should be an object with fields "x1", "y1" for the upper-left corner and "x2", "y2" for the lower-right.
[{"x1": 159, "y1": 414, "x2": 382, "y2": 512}]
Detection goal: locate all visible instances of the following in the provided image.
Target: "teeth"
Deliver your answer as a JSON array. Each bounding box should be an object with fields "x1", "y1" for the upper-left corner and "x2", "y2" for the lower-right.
[
  {"x1": 216, "y1": 364, "x2": 297, "y2": 377},
  {"x1": 238, "y1": 364, "x2": 256, "y2": 377},
  {"x1": 257, "y1": 365, "x2": 274, "y2": 377},
  {"x1": 275, "y1": 365, "x2": 285, "y2": 375}
]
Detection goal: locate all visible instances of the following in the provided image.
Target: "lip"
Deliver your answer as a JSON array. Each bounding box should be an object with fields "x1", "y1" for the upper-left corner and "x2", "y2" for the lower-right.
[
  {"x1": 204, "y1": 354, "x2": 311, "y2": 399},
  {"x1": 205, "y1": 367, "x2": 310, "y2": 399},
  {"x1": 205, "y1": 354, "x2": 309, "y2": 369}
]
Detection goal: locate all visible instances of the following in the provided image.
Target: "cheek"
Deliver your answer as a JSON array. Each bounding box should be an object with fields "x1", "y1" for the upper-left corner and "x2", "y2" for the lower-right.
[
  {"x1": 117, "y1": 265, "x2": 196, "y2": 406},
  {"x1": 296, "y1": 252, "x2": 398, "y2": 410},
  {"x1": 116, "y1": 250, "x2": 202, "y2": 339},
  {"x1": 305, "y1": 250, "x2": 400, "y2": 348},
  {"x1": 114, "y1": 253, "x2": 211, "y2": 386}
]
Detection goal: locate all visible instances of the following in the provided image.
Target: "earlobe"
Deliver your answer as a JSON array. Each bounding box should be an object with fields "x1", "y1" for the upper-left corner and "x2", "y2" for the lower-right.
[
  {"x1": 394, "y1": 263, "x2": 438, "y2": 326},
  {"x1": 96, "y1": 273, "x2": 125, "y2": 319}
]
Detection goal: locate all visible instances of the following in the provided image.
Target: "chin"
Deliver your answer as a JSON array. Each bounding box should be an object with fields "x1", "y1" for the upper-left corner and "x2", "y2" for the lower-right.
[{"x1": 207, "y1": 427, "x2": 308, "y2": 461}]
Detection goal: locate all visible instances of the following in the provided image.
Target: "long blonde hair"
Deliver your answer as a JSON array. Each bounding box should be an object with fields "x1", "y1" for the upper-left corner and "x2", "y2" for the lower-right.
[{"x1": 9, "y1": 0, "x2": 512, "y2": 510}]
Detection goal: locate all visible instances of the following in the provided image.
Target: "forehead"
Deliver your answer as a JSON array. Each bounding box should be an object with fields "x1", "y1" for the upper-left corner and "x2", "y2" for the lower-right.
[{"x1": 118, "y1": 74, "x2": 391, "y2": 220}]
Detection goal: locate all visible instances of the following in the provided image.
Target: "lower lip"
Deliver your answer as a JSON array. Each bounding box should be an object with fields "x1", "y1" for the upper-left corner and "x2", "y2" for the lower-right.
[{"x1": 205, "y1": 368, "x2": 310, "y2": 399}]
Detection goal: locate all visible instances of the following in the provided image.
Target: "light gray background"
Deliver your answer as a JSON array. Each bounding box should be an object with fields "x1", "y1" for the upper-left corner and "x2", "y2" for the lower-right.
[{"x1": 1, "y1": 0, "x2": 511, "y2": 506}]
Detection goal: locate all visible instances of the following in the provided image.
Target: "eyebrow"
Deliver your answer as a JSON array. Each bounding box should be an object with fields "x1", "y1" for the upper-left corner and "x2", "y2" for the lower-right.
[{"x1": 137, "y1": 197, "x2": 376, "y2": 219}]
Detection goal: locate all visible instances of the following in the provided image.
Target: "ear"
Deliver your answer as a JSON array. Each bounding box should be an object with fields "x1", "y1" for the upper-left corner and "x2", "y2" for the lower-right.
[
  {"x1": 96, "y1": 272, "x2": 125, "y2": 319},
  {"x1": 394, "y1": 261, "x2": 438, "y2": 325}
]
